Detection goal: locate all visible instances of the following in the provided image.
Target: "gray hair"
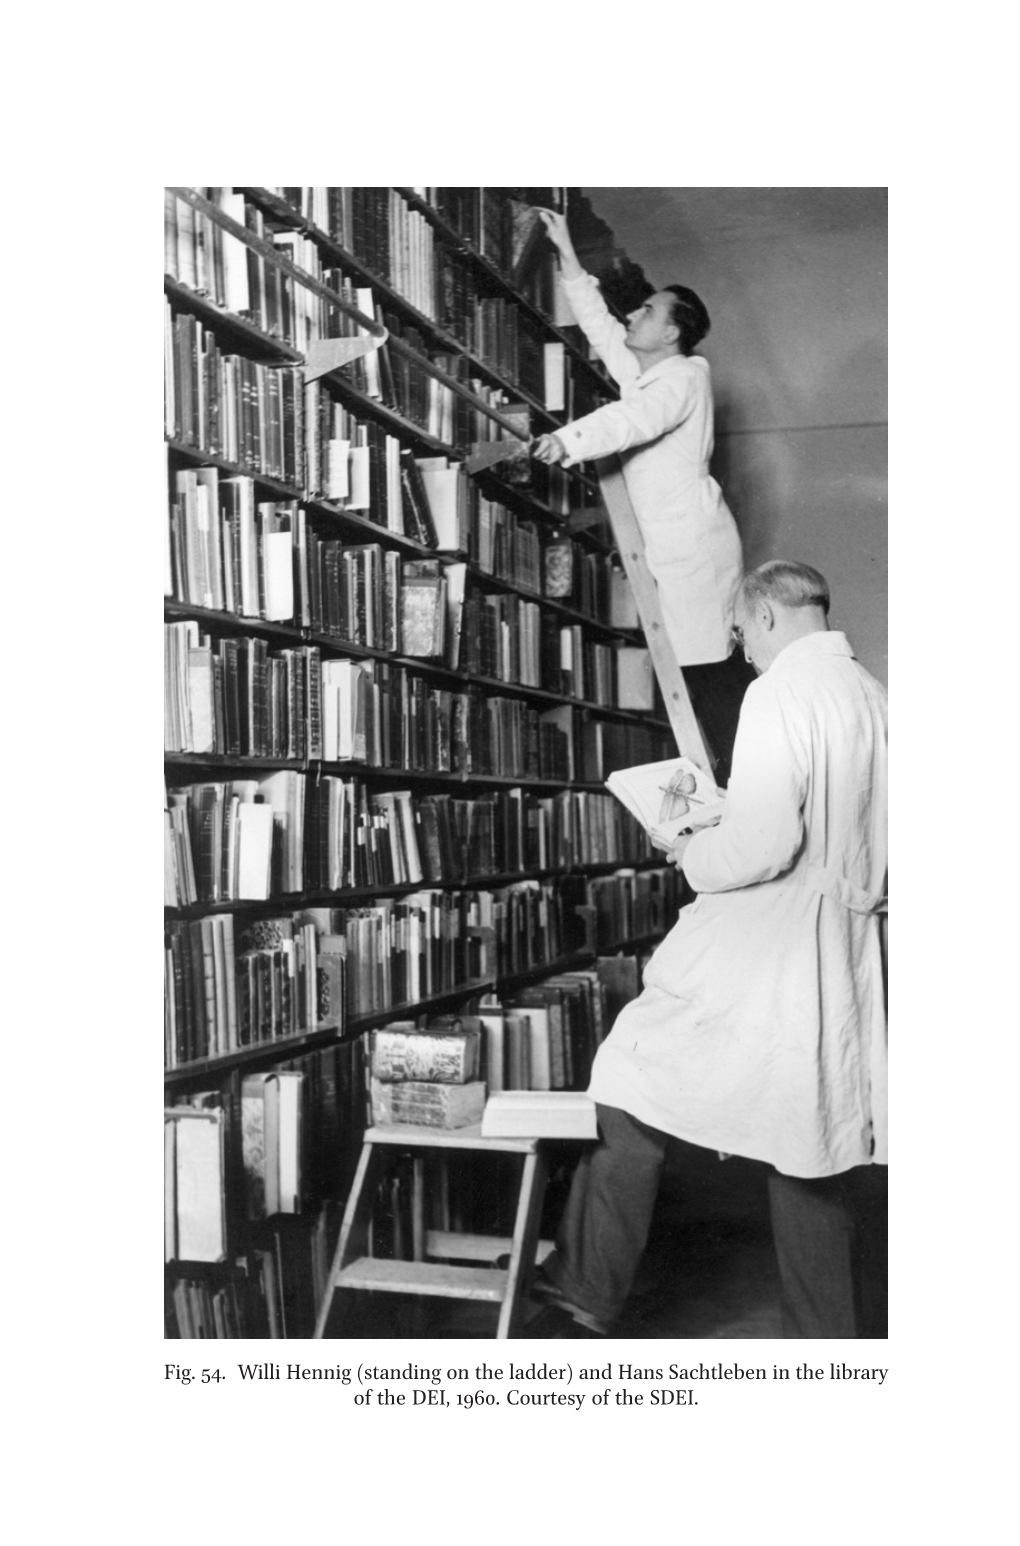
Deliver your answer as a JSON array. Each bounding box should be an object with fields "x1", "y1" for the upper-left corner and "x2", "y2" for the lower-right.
[{"x1": 740, "y1": 560, "x2": 830, "y2": 616}]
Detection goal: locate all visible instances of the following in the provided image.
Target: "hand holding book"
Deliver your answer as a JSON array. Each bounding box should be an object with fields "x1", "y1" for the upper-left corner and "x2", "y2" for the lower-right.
[{"x1": 606, "y1": 755, "x2": 726, "y2": 850}]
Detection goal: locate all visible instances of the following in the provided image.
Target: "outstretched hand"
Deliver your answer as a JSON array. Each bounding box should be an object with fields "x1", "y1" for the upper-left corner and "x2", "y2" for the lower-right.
[
  {"x1": 531, "y1": 433, "x2": 568, "y2": 465},
  {"x1": 536, "y1": 208, "x2": 571, "y2": 250}
]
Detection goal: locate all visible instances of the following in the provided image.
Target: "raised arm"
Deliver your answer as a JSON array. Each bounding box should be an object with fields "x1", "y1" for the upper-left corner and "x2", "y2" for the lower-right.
[
  {"x1": 536, "y1": 209, "x2": 637, "y2": 385},
  {"x1": 533, "y1": 368, "x2": 698, "y2": 466}
]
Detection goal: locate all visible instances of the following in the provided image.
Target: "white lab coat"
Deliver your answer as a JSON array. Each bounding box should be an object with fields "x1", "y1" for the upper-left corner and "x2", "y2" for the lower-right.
[
  {"x1": 588, "y1": 631, "x2": 888, "y2": 1178},
  {"x1": 557, "y1": 272, "x2": 744, "y2": 666}
]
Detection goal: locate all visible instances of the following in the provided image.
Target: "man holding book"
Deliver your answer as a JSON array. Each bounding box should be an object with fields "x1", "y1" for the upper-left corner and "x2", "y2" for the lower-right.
[
  {"x1": 533, "y1": 561, "x2": 888, "y2": 1339},
  {"x1": 532, "y1": 209, "x2": 752, "y2": 782}
]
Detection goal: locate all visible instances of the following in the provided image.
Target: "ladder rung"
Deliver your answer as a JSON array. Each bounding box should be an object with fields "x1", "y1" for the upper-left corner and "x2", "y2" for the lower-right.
[
  {"x1": 426, "y1": 1231, "x2": 513, "y2": 1262},
  {"x1": 425, "y1": 1231, "x2": 556, "y2": 1264},
  {"x1": 335, "y1": 1257, "x2": 507, "y2": 1301}
]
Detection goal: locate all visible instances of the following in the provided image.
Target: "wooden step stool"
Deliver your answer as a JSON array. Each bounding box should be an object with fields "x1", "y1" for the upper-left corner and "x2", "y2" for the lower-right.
[{"x1": 313, "y1": 1124, "x2": 552, "y2": 1339}]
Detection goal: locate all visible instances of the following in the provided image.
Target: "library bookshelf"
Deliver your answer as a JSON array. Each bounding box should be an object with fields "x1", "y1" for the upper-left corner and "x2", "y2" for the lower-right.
[{"x1": 164, "y1": 186, "x2": 678, "y2": 1339}]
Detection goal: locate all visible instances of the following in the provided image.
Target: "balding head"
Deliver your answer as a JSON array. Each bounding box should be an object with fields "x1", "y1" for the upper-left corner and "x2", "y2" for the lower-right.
[{"x1": 733, "y1": 560, "x2": 831, "y2": 674}]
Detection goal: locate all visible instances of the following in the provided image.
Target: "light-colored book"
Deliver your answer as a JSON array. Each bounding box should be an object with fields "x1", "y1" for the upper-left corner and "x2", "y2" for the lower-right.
[
  {"x1": 616, "y1": 647, "x2": 655, "y2": 710},
  {"x1": 481, "y1": 1091, "x2": 598, "y2": 1140},
  {"x1": 606, "y1": 755, "x2": 725, "y2": 847},
  {"x1": 168, "y1": 1109, "x2": 227, "y2": 1262}
]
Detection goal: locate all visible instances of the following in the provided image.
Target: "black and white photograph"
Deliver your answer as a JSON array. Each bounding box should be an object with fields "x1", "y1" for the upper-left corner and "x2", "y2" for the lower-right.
[{"x1": 163, "y1": 185, "x2": 888, "y2": 1344}]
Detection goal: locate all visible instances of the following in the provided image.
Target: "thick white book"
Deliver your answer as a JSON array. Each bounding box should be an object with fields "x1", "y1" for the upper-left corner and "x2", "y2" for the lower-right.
[
  {"x1": 606, "y1": 755, "x2": 725, "y2": 847},
  {"x1": 481, "y1": 1091, "x2": 598, "y2": 1140}
]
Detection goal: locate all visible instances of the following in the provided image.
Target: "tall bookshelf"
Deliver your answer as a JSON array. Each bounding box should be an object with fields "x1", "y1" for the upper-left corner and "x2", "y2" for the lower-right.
[{"x1": 164, "y1": 186, "x2": 679, "y2": 1339}]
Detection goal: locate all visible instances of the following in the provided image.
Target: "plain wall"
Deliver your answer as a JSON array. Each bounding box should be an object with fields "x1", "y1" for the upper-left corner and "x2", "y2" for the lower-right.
[{"x1": 581, "y1": 189, "x2": 888, "y2": 682}]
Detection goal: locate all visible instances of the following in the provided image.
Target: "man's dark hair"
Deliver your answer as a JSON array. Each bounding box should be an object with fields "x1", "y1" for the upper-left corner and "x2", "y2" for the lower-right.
[{"x1": 663, "y1": 284, "x2": 710, "y2": 354}]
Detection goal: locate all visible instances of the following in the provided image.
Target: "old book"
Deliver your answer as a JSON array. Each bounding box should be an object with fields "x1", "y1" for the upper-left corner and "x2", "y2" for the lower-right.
[
  {"x1": 316, "y1": 935, "x2": 346, "y2": 1031},
  {"x1": 609, "y1": 567, "x2": 639, "y2": 628},
  {"x1": 616, "y1": 647, "x2": 655, "y2": 711},
  {"x1": 398, "y1": 447, "x2": 439, "y2": 546},
  {"x1": 543, "y1": 341, "x2": 566, "y2": 412},
  {"x1": 543, "y1": 537, "x2": 574, "y2": 599},
  {"x1": 444, "y1": 561, "x2": 468, "y2": 670},
  {"x1": 415, "y1": 459, "x2": 465, "y2": 550},
  {"x1": 371, "y1": 1025, "x2": 481, "y2": 1084},
  {"x1": 401, "y1": 563, "x2": 446, "y2": 658},
  {"x1": 168, "y1": 1108, "x2": 227, "y2": 1261},
  {"x1": 241, "y1": 1071, "x2": 303, "y2": 1218},
  {"x1": 480, "y1": 1091, "x2": 598, "y2": 1140},
  {"x1": 606, "y1": 755, "x2": 725, "y2": 846},
  {"x1": 370, "y1": 1078, "x2": 486, "y2": 1130},
  {"x1": 477, "y1": 1010, "x2": 506, "y2": 1095}
]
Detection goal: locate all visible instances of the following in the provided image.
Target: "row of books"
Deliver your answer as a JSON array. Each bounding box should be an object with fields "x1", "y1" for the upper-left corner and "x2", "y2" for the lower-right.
[
  {"x1": 166, "y1": 1032, "x2": 369, "y2": 1268},
  {"x1": 165, "y1": 625, "x2": 321, "y2": 760},
  {"x1": 165, "y1": 291, "x2": 460, "y2": 476},
  {"x1": 164, "y1": 661, "x2": 633, "y2": 801},
  {"x1": 258, "y1": 186, "x2": 570, "y2": 380},
  {"x1": 166, "y1": 190, "x2": 316, "y2": 352},
  {"x1": 166, "y1": 636, "x2": 669, "y2": 769},
  {"x1": 165, "y1": 456, "x2": 469, "y2": 627},
  {"x1": 589, "y1": 867, "x2": 681, "y2": 949},
  {"x1": 167, "y1": 295, "x2": 601, "y2": 561},
  {"x1": 414, "y1": 188, "x2": 565, "y2": 289},
  {"x1": 165, "y1": 888, "x2": 495, "y2": 1065},
  {"x1": 167, "y1": 189, "x2": 612, "y2": 474},
  {"x1": 152, "y1": 567, "x2": 628, "y2": 704},
  {"x1": 166, "y1": 462, "x2": 624, "y2": 655},
  {"x1": 166, "y1": 770, "x2": 654, "y2": 906},
  {"x1": 165, "y1": 306, "x2": 303, "y2": 481},
  {"x1": 370, "y1": 966, "x2": 608, "y2": 1102},
  {"x1": 164, "y1": 913, "x2": 334, "y2": 1066},
  {"x1": 164, "y1": 858, "x2": 647, "y2": 1069}
]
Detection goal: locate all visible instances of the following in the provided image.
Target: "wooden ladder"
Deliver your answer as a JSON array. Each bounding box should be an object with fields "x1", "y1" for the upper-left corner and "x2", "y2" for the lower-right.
[
  {"x1": 594, "y1": 455, "x2": 712, "y2": 773},
  {"x1": 313, "y1": 1125, "x2": 553, "y2": 1340}
]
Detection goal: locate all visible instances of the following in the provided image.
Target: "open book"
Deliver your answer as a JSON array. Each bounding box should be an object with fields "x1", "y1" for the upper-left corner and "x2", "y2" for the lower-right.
[{"x1": 606, "y1": 755, "x2": 726, "y2": 849}]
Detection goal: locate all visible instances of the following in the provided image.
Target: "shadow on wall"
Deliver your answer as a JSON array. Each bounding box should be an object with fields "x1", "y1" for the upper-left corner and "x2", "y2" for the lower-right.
[
  {"x1": 708, "y1": 341, "x2": 888, "y2": 683},
  {"x1": 711, "y1": 385, "x2": 789, "y2": 565}
]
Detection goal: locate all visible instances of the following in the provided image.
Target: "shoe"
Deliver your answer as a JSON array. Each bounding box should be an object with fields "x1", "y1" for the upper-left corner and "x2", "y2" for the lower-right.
[
  {"x1": 497, "y1": 1256, "x2": 610, "y2": 1335},
  {"x1": 496, "y1": 1257, "x2": 570, "y2": 1309},
  {"x1": 526, "y1": 1304, "x2": 605, "y2": 1339}
]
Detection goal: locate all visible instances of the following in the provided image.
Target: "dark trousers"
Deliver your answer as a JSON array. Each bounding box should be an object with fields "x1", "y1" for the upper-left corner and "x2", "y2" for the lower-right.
[
  {"x1": 682, "y1": 649, "x2": 758, "y2": 785},
  {"x1": 544, "y1": 1103, "x2": 888, "y2": 1338},
  {"x1": 768, "y1": 1166, "x2": 888, "y2": 1338}
]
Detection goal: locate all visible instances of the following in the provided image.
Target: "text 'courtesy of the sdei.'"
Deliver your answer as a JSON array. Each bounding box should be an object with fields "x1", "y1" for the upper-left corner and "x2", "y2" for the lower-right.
[{"x1": 164, "y1": 1359, "x2": 890, "y2": 1409}]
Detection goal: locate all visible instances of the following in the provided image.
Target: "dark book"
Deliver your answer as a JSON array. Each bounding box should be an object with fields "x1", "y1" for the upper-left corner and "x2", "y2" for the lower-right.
[{"x1": 398, "y1": 448, "x2": 439, "y2": 547}]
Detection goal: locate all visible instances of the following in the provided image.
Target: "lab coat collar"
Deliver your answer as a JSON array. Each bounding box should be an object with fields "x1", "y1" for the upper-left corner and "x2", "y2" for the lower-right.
[
  {"x1": 635, "y1": 353, "x2": 709, "y2": 388},
  {"x1": 772, "y1": 630, "x2": 855, "y2": 670}
]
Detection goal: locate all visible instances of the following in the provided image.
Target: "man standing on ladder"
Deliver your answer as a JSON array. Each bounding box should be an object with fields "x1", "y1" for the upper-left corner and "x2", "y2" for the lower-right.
[{"x1": 533, "y1": 209, "x2": 751, "y2": 782}]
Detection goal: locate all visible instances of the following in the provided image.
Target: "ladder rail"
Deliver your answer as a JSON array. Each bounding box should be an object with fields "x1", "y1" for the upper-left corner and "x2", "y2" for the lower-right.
[{"x1": 595, "y1": 456, "x2": 712, "y2": 773}]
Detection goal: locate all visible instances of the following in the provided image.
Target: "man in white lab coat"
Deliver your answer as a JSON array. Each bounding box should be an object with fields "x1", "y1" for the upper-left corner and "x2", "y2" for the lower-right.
[
  {"x1": 533, "y1": 210, "x2": 751, "y2": 782},
  {"x1": 534, "y1": 561, "x2": 888, "y2": 1338}
]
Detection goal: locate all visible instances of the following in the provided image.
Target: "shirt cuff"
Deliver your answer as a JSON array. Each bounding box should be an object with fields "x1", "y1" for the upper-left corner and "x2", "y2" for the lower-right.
[{"x1": 555, "y1": 418, "x2": 595, "y2": 467}]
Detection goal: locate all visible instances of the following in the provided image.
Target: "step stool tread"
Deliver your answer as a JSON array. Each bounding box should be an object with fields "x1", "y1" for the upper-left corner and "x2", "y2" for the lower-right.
[{"x1": 335, "y1": 1257, "x2": 508, "y2": 1301}]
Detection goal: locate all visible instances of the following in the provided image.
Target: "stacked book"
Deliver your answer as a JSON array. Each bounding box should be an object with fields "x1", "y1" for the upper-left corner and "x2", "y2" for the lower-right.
[{"x1": 369, "y1": 1019, "x2": 486, "y2": 1130}]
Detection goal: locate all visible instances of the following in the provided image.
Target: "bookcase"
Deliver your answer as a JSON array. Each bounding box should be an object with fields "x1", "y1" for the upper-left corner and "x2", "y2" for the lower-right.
[{"x1": 164, "y1": 186, "x2": 680, "y2": 1339}]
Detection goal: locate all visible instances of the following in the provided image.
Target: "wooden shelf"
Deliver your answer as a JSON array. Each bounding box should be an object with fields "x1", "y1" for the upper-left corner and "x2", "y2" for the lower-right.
[
  {"x1": 393, "y1": 188, "x2": 617, "y2": 392},
  {"x1": 164, "y1": 277, "x2": 303, "y2": 361},
  {"x1": 164, "y1": 856, "x2": 669, "y2": 919},
  {"x1": 164, "y1": 978, "x2": 497, "y2": 1086},
  {"x1": 165, "y1": 438, "x2": 302, "y2": 501},
  {"x1": 236, "y1": 185, "x2": 564, "y2": 426}
]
